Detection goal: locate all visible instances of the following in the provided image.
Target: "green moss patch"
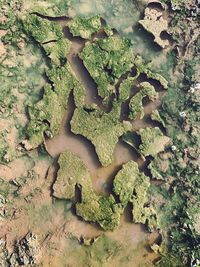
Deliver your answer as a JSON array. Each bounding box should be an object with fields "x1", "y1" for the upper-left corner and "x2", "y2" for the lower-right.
[
  {"x1": 71, "y1": 103, "x2": 132, "y2": 166},
  {"x1": 138, "y1": 127, "x2": 170, "y2": 158},
  {"x1": 80, "y1": 36, "x2": 133, "y2": 100},
  {"x1": 68, "y1": 15, "x2": 102, "y2": 39},
  {"x1": 129, "y1": 82, "x2": 158, "y2": 120}
]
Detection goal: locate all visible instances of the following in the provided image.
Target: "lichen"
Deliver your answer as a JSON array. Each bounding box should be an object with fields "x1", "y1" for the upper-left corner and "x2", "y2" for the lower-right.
[
  {"x1": 71, "y1": 103, "x2": 132, "y2": 166},
  {"x1": 68, "y1": 15, "x2": 102, "y2": 39}
]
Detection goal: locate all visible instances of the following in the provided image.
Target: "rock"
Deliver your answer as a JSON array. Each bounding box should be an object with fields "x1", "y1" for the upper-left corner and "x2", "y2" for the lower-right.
[
  {"x1": 0, "y1": 239, "x2": 9, "y2": 267},
  {"x1": 9, "y1": 233, "x2": 40, "y2": 266},
  {"x1": 139, "y1": 7, "x2": 170, "y2": 48}
]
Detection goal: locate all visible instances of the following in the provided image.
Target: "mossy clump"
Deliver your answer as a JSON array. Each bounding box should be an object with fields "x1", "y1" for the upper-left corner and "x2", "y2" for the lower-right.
[
  {"x1": 113, "y1": 161, "x2": 157, "y2": 231},
  {"x1": 27, "y1": 84, "x2": 64, "y2": 147},
  {"x1": 113, "y1": 161, "x2": 140, "y2": 206},
  {"x1": 71, "y1": 103, "x2": 132, "y2": 166},
  {"x1": 27, "y1": 60, "x2": 86, "y2": 148},
  {"x1": 151, "y1": 110, "x2": 166, "y2": 127},
  {"x1": 138, "y1": 127, "x2": 170, "y2": 158},
  {"x1": 53, "y1": 151, "x2": 123, "y2": 230},
  {"x1": 80, "y1": 36, "x2": 133, "y2": 100},
  {"x1": 53, "y1": 151, "x2": 92, "y2": 199},
  {"x1": 118, "y1": 77, "x2": 136, "y2": 102},
  {"x1": 23, "y1": 14, "x2": 63, "y2": 44},
  {"x1": 46, "y1": 63, "x2": 74, "y2": 107},
  {"x1": 76, "y1": 192, "x2": 123, "y2": 231},
  {"x1": 134, "y1": 55, "x2": 168, "y2": 89},
  {"x1": 23, "y1": 13, "x2": 71, "y2": 65},
  {"x1": 129, "y1": 82, "x2": 158, "y2": 120},
  {"x1": 42, "y1": 38, "x2": 71, "y2": 65},
  {"x1": 68, "y1": 15, "x2": 102, "y2": 39}
]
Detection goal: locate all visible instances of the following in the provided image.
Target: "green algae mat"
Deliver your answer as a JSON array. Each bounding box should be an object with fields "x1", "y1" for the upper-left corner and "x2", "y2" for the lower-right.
[{"x1": 0, "y1": 0, "x2": 200, "y2": 266}]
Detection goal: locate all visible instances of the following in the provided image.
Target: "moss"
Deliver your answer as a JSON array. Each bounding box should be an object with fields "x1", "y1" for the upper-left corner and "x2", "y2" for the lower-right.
[
  {"x1": 138, "y1": 127, "x2": 170, "y2": 157},
  {"x1": 113, "y1": 161, "x2": 140, "y2": 206},
  {"x1": 23, "y1": 14, "x2": 63, "y2": 44},
  {"x1": 151, "y1": 110, "x2": 166, "y2": 127},
  {"x1": 118, "y1": 77, "x2": 136, "y2": 102},
  {"x1": 46, "y1": 63, "x2": 74, "y2": 108},
  {"x1": 42, "y1": 38, "x2": 71, "y2": 65},
  {"x1": 73, "y1": 79, "x2": 86, "y2": 108},
  {"x1": 76, "y1": 193, "x2": 123, "y2": 230},
  {"x1": 68, "y1": 15, "x2": 102, "y2": 39},
  {"x1": 71, "y1": 103, "x2": 132, "y2": 166},
  {"x1": 53, "y1": 151, "x2": 92, "y2": 199},
  {"x1": 27, "y1": 84, "x2": 64, "y2": 148},
  {"x1": 148, "y1": 159, "x2": 164, "y2": 180},
  {"x1": 80, "y1": 36, "x2": 133, "y2": 100},
  {"x1": 134, "y1": 55, "x2": 168, "y2": 89},
  {"x1": 103, "y1": 25, "x2": 114, "y2": 37},
  {"x1": 131, "y1": 173, "x2": 150, "y2": 224},
  {"x1": 129, "y1": 82, "x2": 158, "y2": 120}
]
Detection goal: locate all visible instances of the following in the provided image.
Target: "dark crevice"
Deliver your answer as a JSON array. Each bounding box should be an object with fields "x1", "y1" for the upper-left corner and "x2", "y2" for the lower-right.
[
  {"x1": 147, "y1": 2, "x2": 165, "y2": 10},
  {"x1": 32, "y1": 12, "x2": 70, "y2": 22},
  {"x1": 42, "y1": 39, "x2": 58, "y2": 45}
]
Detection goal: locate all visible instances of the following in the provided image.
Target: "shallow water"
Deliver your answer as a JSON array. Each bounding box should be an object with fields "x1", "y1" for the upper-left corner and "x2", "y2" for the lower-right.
[{"x1": 44, "y1": 14, "x2": 163, "y2": 266}]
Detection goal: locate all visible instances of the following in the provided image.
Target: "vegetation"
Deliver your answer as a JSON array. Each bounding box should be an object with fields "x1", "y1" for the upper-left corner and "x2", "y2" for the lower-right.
[
  {"x1": 71, "y1": 103, "x2": 132, "y2": 166},
  {"x1": 68, "y1": 15, "x2": 102, "y2": 39},
  {"x1": 80, "y1": 36, "x2": 133, "y2": 101}
]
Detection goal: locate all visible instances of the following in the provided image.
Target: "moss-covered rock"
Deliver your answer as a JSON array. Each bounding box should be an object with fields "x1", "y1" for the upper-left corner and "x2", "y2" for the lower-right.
[
  {"x1": 23, "y1": 14, "x2": 63, "y2": 44},
  {"x1": 53, "y1": 151, "x2": 92, "y2": 199},
  {"x1": 27, "y1": 84, "x2": 64, "y2": 148},
  {"x1": 80, "y1": 36, "x2": 133, "y2": 100},
  {"x1": 118, "y1": 77, "x2": 136, "y2": 102},
  {"x1": 129, "y1": 82, "x2": 158, "y2": 120},
  {"x1": 138, "y1": 127, "x2": 170, "y2": 157},
  {"x1": 68, "y1": 15, "x2": 102, "y2": 39},
  {"x1": 113, "y1": 161, "x2": 140, "y2": 206},
  {"x1": 134, "y1": 55, "x2": 168, "y2": 89},
  {"x1": 42, "y1": 38, "x2": 71, "y2": 65},
  {"x1": 71, "y1": 103, "x2": 132, "y2": 166}
]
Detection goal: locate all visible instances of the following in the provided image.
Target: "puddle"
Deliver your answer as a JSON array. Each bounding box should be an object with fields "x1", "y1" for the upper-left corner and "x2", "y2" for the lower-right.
[{"x1": 43, "y1": 29, "x2": 161, "y2": 266}]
